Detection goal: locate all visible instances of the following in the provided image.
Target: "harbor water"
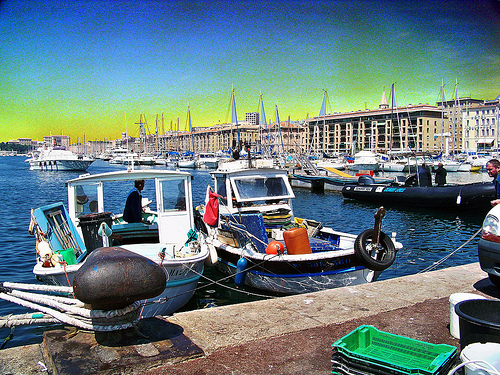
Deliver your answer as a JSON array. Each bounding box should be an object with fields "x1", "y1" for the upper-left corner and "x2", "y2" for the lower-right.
[{"x1": 0, "y1": 156, "x2": 493, "y2": 349}]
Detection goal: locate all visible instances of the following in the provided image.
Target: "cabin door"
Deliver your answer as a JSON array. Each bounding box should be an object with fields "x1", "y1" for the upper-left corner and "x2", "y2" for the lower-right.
[{"x1": 155, "y1": 177, "x2": 194, "y2": 246}]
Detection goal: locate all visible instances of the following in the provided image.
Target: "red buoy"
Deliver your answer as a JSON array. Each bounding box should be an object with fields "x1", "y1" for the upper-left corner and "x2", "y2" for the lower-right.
[{"x1": 266, "y1": 240, "x2": 284, "y2": 254}]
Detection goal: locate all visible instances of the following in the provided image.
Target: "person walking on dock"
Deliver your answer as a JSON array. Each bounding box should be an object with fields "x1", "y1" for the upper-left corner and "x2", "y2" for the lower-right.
[
  {"x1": 486, "y1": 159, "x2": 500, "y2": 206},
  {"x1": 432, "y1": 163, "x2": 447, "y2": 186}
]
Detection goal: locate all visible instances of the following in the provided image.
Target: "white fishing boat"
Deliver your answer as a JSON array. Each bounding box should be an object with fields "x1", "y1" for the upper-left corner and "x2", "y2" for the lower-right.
[
  {"x1": 196, "y1": 160, "x2": 402, "y2": 294},
  {"x1": 29, "y1": 169, "x2": 209, "y2": 318},
  {"x1": 25, "y1": 144, "x2": 94, "y2": 171}
]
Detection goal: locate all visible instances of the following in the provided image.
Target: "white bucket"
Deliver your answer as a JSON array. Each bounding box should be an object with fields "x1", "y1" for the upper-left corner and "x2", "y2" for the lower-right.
[
  {"x1": 460, "y1": 343, "x2": 500, "y2": 375},
  {"x1": 449, "y1": 293, "x2": 487, "y2": 339}
]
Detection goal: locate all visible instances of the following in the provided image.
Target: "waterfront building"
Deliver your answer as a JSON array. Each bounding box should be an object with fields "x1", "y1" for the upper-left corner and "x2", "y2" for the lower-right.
[
  {"x1": 245, "y1": 112, "x2": 259, "y2": 126},
  {"x1": 462, "y1": 94, "x2": 500, "y2": 153},
  {"x1": 436, "y1": 96, "x2": 483, "y2": 155},
  {"x1": 43, "y1": 135, "x2": 70, "y2": 149},
  {"x1": 305, "y1": 100, "x2": 452, "y2": 155}
]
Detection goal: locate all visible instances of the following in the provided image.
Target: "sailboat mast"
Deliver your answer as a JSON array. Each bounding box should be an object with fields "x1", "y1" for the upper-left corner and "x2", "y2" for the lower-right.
[
  {"x1": 259, "y1": 94, "x2": 271, "y2": 157},
  {"x1": 231, "y1": 88, "x2": 240, "y2": 150},
  {"x1": 275, "y1": 105, "x2": 285, "y2": 154},
  {"x1": 188, "y1": 105, "x2": 195, "y2": 153}
]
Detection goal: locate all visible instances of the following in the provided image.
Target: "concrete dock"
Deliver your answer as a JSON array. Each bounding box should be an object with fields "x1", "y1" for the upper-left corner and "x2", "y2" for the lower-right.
[{"x1": 1, "y1": 262, "x2": 499, "y2": 374}]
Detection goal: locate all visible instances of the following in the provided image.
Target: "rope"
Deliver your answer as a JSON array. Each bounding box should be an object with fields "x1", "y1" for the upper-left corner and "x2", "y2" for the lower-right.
[
  {"x1": 417, "y1": 227, "x2": 482, "y2": 274},
  {"x1": 0, "y1": 283, "x2": 141, "y2": 331}
]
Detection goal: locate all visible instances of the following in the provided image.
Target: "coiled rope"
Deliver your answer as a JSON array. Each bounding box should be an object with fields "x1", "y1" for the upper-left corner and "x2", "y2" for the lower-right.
[{"x1": 0, "y1": 282, "x2": 140, "y2": 331}]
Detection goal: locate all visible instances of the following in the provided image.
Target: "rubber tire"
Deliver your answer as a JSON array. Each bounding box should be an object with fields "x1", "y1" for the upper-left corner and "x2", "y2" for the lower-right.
[
  {"x1": 488, "y1": 273, "x2": 500, "y2": 288},
  {"x1": 354, "y1": 229, "x2": 396, "y2": 271}
]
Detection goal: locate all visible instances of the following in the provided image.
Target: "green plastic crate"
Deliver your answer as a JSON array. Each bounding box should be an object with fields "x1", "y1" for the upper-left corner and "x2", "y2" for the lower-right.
[{"x1": 332, "y1": 325, "x2": 457, "y2": 375}]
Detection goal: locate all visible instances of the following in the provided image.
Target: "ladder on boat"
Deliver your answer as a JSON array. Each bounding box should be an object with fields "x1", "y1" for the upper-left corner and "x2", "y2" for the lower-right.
[{"x1": 46, "y1": 210, "x2": 82, "y2": 253}]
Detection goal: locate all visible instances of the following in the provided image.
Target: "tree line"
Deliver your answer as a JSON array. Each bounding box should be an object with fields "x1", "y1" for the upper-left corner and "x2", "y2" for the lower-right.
[{"x1": 0, "y1": 142, "x2": 31, "y2": 153}]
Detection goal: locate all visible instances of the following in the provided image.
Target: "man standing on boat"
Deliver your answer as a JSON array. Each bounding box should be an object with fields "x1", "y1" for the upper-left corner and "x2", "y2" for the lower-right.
[
  {"x1": 123, "y1": 180, "x2": 145, "y2": 222},
  {"x1": 418, "y1": 164, "x2": 432, "y2": 187},
  {"x1": 432, "y1": 163, "x2": 447, "y2": 186},
  {"x1": 486, "y1": 159, "x2": 500, "y2": 206}
]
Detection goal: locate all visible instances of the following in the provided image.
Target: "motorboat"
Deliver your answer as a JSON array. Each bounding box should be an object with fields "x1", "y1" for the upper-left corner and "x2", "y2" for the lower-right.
[
  {"x1": 348, "y1": 150, "x2": 380, "y2": 172},
  {"x1": 196, "y1": 160, "x2": 402, "y2": 294},
  {"x1": 341, "y1": 176, "x2": 496, "y2": 210},
  {"x1": 196, "y1": 153, "x2": 219, "y2": 169},
  {"x1": 29, "y1": 169, "x2": 209, "y2": 318},
  {"x1": 25, "y1": 144, "x2": 94, "y2": 171}
]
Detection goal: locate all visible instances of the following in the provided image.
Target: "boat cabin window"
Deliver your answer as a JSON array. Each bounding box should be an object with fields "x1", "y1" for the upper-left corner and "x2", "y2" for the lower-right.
[
  {"x1": 159, "y1": 178, "x2": 187, "y2": 212},
  {"x1": 74, "y1": 184, "x2": 99, "y2": 217},
  {"x1": 230, "y1": 175, "x2": 293, "y2": 202},
  {"x1": 215, "y1": 176, "x2": 227, "y2": 204}
]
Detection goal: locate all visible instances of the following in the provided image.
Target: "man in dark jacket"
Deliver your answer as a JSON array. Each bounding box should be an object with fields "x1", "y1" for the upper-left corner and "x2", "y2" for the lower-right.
[
  {"x1": 487, "y1": 159, "x2": 500, "y2": 206},
  {"x1": 123, "y1": 180, "x2": 145, "y2": 223},
  {"x1": 432, "y1": 163, "x2": 447, "y2": 186}
]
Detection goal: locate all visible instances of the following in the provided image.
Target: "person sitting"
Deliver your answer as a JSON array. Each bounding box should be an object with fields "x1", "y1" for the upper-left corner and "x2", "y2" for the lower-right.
[{"x1": 123, "y1": 180, "x2": 145, "y2": 223}]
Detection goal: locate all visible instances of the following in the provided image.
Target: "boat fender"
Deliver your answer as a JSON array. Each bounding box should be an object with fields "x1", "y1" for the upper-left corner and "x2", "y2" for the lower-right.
[
  {"x1": 98, "y1": 222, "x2": 113, "y2": 237},
  {"x1": 234, "y1": 257, "x2": 248, "y2": 286},
  {"x1": 266, "y1": 240, "x2": 284, "y2": 255},
  {"x1": 354, "y1": 229, "x2": 397, "y2": 272},
  {"x1": 205, "y1": 244, "x2": 218, "y2": 266}
]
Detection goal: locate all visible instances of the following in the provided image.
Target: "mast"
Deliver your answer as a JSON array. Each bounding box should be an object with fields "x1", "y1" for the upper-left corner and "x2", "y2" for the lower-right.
[
  {"x1": 439, "y1": 80, "x2": 446, "y2": 153},
  {"x1": 452, "y1": 79, "x2": 459, "y2": 156},
  {"x1": 275, "y1": 104, "x2": 285, "y2": 154},
  {"x1": 319, "y1": 90, "x2": 327, "y2": 156},
  {"x1": 188, "y1": 105, "x2": 195, "y2": 153},
  {"x1": 259, "y1": 93, "x2": 271, "y2": 157},
  {"x1": 231, "y1": 88, "x2": 240, "y2": 150}
]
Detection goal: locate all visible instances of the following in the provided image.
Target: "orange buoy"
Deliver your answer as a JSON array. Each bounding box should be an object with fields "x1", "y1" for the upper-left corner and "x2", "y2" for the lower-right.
[{"x1": 266, "y1": 240, "x2": 285, "y2": 254}]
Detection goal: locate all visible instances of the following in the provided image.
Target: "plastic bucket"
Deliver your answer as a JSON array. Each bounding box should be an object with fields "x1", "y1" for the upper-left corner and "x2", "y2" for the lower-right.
[
  {"x1": 460, "y1": 342, "x2": 500, "y2": 375},
  {"x1": 455, "y1": 299, "x2": 500, "y2": 349},
  {"x1": 449, "y1": 293, "x2": 487, "y2": 339},
  {"x1": 57, "y1": 248, "x2": 77, "y2": 265}
]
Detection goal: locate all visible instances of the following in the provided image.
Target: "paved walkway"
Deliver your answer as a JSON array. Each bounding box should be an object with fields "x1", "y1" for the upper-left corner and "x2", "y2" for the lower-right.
[{"x1": 1, "y1": 263, "x2": 499, "y2": 374}]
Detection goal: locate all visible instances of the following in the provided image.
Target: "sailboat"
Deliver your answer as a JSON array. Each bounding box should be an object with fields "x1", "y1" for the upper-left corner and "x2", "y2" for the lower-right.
[
  {"x1": 178, "y1": 106, "x2": 196, "y2": 168},
  {"x1": 379, "y1": 85, "x2": 405, "y2": 172}
]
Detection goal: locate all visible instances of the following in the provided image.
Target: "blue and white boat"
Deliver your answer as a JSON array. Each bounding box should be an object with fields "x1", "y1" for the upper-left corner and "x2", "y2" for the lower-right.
[
  {"x1": 30, "y1": 169, "x2": 209, "y2": 317},
  {"x1": 196, "y1": 160, "x2": 402, "y2": 294}
]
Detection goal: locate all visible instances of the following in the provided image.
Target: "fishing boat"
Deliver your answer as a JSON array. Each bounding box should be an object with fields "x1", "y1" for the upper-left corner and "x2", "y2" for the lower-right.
[
  {"x1": 341, "y1": 176, "x2": 496, "y2": 210},
  {"x1": 195, "y1": 160, "x2": 402, "y2": 294},
  {"x1": 25, "y1": 143, "x2": 94, "y2": 171},
  {"x1": 29, "y1": 169, "x2": 209, "y2": 317}
]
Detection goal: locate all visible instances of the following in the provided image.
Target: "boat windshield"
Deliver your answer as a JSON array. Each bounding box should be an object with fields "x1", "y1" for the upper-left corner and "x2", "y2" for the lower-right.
[{"x1": 230, "y1": 175, "x2": 293, "y2": 202}]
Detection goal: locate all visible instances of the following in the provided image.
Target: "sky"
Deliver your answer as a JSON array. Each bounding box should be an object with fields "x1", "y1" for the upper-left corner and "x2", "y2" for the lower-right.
[{"x1": 1, "y1": 0, "x2": 499, "y2": 142}]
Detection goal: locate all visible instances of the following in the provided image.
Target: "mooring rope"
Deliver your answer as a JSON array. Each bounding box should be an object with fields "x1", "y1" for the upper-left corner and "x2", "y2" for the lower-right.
[
  {"x1": 0, "y1": 282, "x2": 141, "y2": 331},
  {"x1": 417, "y1": 227, "x2": 482, "y2": 274}
]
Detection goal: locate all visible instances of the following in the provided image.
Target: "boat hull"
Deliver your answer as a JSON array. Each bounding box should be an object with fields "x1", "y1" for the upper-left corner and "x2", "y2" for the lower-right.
[
  {"x1": 33, "y1": 247, "x2": 208, "y2": 318},
  {"x1": 28, "y1": 159, "x2": 94, "y2": 171},
  {"x1": 342, "y1": 182, "x2": 496, "y2": 210},
  {"x1": 212, "y1": 241, "x2": 379, "y2": 294}
]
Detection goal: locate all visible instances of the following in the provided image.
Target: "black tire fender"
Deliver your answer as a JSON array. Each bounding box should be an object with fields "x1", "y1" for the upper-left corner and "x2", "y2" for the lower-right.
[{"x1": 354, "y1": 229, "x2": 396, "y2": 271}]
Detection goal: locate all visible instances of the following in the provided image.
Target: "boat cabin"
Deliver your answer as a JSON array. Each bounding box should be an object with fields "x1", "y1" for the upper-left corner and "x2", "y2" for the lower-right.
[{"x1": 66, "y1": 170, "x2": 195, "y2": 253}]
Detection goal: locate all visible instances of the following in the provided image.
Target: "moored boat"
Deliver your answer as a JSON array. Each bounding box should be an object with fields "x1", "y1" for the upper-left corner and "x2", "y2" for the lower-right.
[
  {"x1": 341, "y1": 178, "x2": 496, "y2": 210},
  {"x1": 196, "y1": 160, "x2": 402, "y2": 294},
  {"x1": 25, "y1": 144, "x2": 94, "y2": 171},
  {"x1": 29, "y1": 169, "x2": 209, "y2": 317}
]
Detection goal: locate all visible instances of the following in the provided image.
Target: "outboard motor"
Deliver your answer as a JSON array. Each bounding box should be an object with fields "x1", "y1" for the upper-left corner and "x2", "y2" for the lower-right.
[{"x1": 358, "y1": 175, "x2": 375, "y2": 185}]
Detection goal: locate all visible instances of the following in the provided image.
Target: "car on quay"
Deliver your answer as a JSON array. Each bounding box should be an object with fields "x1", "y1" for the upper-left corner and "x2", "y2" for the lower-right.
[{"x1": 478, "y1": 203, "x2": 500, "y2": 287}]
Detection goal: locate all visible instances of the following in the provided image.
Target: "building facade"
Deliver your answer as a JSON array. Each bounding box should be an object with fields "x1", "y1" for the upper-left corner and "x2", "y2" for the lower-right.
[{"x1": 462, "y1": 95, "x2": 500, "y2": 153}]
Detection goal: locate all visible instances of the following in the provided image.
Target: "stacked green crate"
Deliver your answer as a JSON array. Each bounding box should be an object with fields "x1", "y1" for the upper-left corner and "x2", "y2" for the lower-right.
[{"x1": 332, "y1": 325, "x2": 458, "y2": 375}]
